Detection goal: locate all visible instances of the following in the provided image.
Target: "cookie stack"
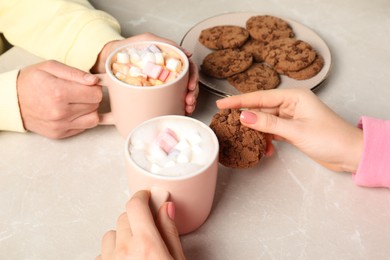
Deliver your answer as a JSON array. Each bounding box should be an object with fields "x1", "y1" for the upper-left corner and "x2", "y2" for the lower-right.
[{"x1": 199, "y1": 15, "x2": 324, "y2": 93}]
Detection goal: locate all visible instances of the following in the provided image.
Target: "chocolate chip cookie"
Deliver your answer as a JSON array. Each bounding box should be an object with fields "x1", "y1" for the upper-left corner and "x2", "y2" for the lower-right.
[
  {"x1": 227, "y1": 63, "x2": 280, "y2": 93},
  {"x1": 209, "y1": 109, "x2": 267, "y2": 168},
  {"x1": 201, "y1": 49, "x2": 253, "y2": 78},
  {"x1": 240, "y1": 37, "x2": 267, "y2": 62},
  {"x1": 199, "y1": 25, "x2": 250, "y2": 50},
  {"x1": 285, "y1": 54, "x2": 324, "y2": 80},
  {"x1": 246, "y1": 15, "x2": 294, "y2": 43},
  {"x1": 262, "y1": 38, "x2": 317, "y2": 73}
]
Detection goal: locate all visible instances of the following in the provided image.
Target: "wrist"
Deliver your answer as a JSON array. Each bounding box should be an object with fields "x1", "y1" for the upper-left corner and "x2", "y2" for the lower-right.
[{"x1": 343, "y1": 127, "x2": 364, "y2": 173}]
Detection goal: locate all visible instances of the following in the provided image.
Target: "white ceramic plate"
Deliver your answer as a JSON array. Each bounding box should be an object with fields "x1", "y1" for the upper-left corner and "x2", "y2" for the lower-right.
[{"x1": 181, "y1": 12, "x2": 332, "y2": 97}]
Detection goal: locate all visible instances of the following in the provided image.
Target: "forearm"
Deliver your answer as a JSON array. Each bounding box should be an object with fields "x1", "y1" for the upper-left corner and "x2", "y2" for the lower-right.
[{"x1": 0, "y1": 0, "x2": 123, "y2": 71}]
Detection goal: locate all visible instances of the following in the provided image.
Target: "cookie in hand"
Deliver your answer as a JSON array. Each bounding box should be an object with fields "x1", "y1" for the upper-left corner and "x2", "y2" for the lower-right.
[{"x1": 210, "y1": 109, "x2": 267, "y2": 168}]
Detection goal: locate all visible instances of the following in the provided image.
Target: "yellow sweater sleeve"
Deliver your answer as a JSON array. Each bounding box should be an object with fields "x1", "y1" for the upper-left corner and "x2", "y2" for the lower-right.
[
  {"x1": 0, "y1": 69, "x2": 25, "y2": 132},
  {"x1": 0, "y1": 0, "x2": 124, "y2": 71},
  {"x1": 0, "y1": 0, "x2": 125, "y2": 132}
]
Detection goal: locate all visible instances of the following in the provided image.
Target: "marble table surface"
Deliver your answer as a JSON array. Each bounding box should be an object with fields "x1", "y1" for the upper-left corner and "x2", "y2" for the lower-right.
[{"x1": 1, "y1": 0, "x2": 390, "y2": 259}]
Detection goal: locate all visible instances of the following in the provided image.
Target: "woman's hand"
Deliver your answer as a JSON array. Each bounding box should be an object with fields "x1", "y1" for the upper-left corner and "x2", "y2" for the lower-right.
[
  {"x1": 216, "y1": 88, "x2": 364, "y2": 172},
  {"x1": 96, "y1": 190, "x2": 185, "y2": 260}
]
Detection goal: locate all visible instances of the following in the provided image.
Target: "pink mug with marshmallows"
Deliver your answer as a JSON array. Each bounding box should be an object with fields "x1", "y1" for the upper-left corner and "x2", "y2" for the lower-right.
[
  {"x1": 125, "y1": 115, "x2": 219, "y2": 235},
  {"x1": 98, "y1": 41, "x2": 189, "y2": 138}
]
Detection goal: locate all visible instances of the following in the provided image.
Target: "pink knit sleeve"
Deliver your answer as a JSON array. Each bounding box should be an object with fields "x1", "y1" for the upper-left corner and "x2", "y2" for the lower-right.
[{"x1": 353, "y1": 116, "x2": 390, "y2": 188}]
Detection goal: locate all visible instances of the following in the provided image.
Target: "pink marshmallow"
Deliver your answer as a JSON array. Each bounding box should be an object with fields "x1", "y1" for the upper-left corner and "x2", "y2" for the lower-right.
[
  {"x1": 158, "y1": 68, "x2": 171, "y2": 82},
  {"x1": 156, "y1": 128, "x2": 178, "y2": 154},
  {"x1": 165, "y1": 71, "x2": 178, "y2": 82},
  {"x1": 142, "y1": 62, "x2": 163, "y2": 79}
]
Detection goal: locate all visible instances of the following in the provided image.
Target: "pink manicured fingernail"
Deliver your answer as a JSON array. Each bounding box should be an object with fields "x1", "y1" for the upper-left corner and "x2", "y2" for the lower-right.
[
  {"x1": 167, "y1": 202, "x2": 175, "y2": 220},
  {"x1": 240, "y1": 110, "x2": 257, "y2": 124}
]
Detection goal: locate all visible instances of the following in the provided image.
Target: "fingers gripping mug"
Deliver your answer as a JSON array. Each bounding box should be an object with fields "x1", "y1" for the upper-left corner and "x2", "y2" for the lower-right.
[
  {"x1": 98, "y1": 41, "x2": 189, "y2": 138},
  {"x1": 125, "y1": 115, "x2": 219, "y2": 235}
]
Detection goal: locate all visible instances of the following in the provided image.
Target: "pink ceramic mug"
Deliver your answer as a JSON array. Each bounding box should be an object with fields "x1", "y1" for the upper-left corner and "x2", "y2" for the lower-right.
[
  {"x1": 98, "y1": 41, "x2": 189, "y2": 138},
  {"x1": 125, "y1": 115, "x2": 219, "y2": 235}
]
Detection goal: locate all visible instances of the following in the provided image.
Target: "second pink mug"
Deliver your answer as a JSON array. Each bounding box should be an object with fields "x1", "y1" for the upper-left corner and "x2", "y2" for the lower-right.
[{"x1": 125, "y1": 115, "x2": 219, "y2": 235}]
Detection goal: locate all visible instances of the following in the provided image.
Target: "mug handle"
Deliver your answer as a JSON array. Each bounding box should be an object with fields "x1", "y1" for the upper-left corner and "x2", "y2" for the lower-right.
[
  {"x1": 95, "y1": 73, "x2": 114, "y2": 125},
  {"x1": 150, "y1": 187, "x2": 170, "y2": 216}
]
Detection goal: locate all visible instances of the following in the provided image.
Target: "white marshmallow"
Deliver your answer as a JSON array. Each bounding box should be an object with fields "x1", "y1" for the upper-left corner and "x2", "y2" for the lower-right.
[
  {"x1": 164, "y1": 160, "x2": 176, "y2": 168},
  {"x1": 174, "y1": 139, "x2": 191, "y2": 152},
  {"x1": 154, "y1": 52, "x2": 165, "y2": 65},
  {"x1": 167, "y1": 149, "x2": 180, "y2": 161},
  {"x1": 185, "y1": 131, "x2": 202, "y2": 145},
  {"x1": 191, "y1": 144, "x2": 202, "y2": 154},
  {"x1": 128, "y1": 48, "x2": 142, "y2": 66},
  {"x1": 141, "y1": 52, "x2": 156, "y2": 67},
  {"x1": 116, "y1": 51, "x2": 130, "y2": 64},
  {"x1": 129, "y1": 66, "x2": 147, "y2": 78},
  {"x1": 177, "y1": 149, "x2": 191, "y2": 164},
  {"x1": 149, "y1": 143, "x2": 167, "y2": 162},
  {"x1": 166, "y1": 58, "x2": 182, "y2": 72}
]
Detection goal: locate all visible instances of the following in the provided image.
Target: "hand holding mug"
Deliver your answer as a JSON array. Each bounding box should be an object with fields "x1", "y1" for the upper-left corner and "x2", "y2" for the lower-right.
[
  {"x1": 17, "y1": 60, "x2": 102, "y2": 139},
  {"x1": 126, "y1": 115, "x2": 219, "y2": 234},
  {"x1": 97, "y1": 41, "x2": 191, "y2": 138},
  {"x1": 92, "y1": 33, "x2": 199, "y2": 115},
  {"x1": 96, "y1": 190, "x2": 185, "y2": 260}
]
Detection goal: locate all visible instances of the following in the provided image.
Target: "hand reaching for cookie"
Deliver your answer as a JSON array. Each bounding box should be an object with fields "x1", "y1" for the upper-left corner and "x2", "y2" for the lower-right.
[{"x1": 216, "y1": 88, "x2": 364, "y2": 172}]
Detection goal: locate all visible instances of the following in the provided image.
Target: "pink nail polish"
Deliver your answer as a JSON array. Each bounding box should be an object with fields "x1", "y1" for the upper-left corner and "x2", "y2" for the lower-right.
[
  {"x1": 240, "y1": 110, "x2": 257, "y2": 124},
  {"x1": 167, "y1": 202, "x2": 175, "y2": 220}
]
